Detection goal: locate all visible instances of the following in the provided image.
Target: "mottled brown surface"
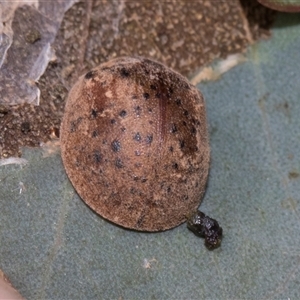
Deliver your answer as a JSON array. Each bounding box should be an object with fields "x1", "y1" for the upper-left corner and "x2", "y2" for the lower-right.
[
  {"x1": 61, "y1": 57, "x2": 209, "y2": 231},
  {"x1": 0, "y1": 1, "x2": 276, "y2": 158},
  {"x1": 85, "y1": 0, "x2": 249, "y2": 77},
  {"x1": 240, "y1": 0, "x2": 277, "y2": 40}
]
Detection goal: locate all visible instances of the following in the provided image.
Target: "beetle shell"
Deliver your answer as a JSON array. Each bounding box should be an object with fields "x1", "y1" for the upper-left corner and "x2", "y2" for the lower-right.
[{"x1": 60, "y1": 56, "x2": 210, "y2": 231}]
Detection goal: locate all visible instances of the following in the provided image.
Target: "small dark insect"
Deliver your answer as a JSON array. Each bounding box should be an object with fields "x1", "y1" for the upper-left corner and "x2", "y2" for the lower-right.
[{"x1": 187, "y1": 210, "x2": 223, "y2": 250}]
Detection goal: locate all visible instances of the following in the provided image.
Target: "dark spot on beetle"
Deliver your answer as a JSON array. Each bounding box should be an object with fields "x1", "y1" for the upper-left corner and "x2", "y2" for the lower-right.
[
  {"x1": 120, "y1": 67, "x2": 130, "y2": 77},
  {"x1": 134, "y1": 132, "x2": 142, "y2": 142},
  {"x1": 182, "y1": 121, "x2": 187, "y2": 126},
  {"x1": 175, "y1": 98, "x2": 181, "y2": 106},
  {"x1": 184, "y1": 109, "x2": 189, "y2": 116},
  {"x1": 21, "y1": 122, "x2": 31, "y2": 134},
  {"x1": 85, "y1": 70, "x2": 97, "y2": 79},
  {"x1": 145, "y1": 134, "x2": 153, "y2": 144},
  {"x1": 111, "y1": 140, "x2": 121, "y2": 152},
  {"x1": 70, "y1": 117, "x2": 82, "y2": 132},
  {"x1": 155, "y1": 92, "x2": 161, "y2": 99},
  {"x1": 130, "y1": 187, "x2": 136, "y2": 194},
  {"x1": 133, "y1": 176, "x2": 139, "y2": 181},
  {"x1": 91, "y1": 109, "x2": 97, "y2": 118},
  {"x1": 119, "y1": 110, "x2": 127, "y2": 117},
  {"x1": 141, "y1": 178, "x2": 147, "y2": 183},
  {"x1": 134, "y1": 106, "x2": 142, "y2": 116},
  {"x1": 168, "y1": 87, "x2": 174, "y2": 94},
  {"x1": 135, "y1": 150, "x2": 141, "y2": 156},
  {"x1": 167, "y1": 186, "x2": 171, "y2": 193},
  {"x1": 180, "y1": 140, "x2": 185, "y2": 149},
  {"x1": 136, "y1": 214, "x2": 145, "y2": 228},
  {"x1": 191, "y1": 126, "x2": 196, "y2": 134},
  {"x1": 121, "y1": 127, "x2": 126, "y2": 132},
  {"x1": 92, "y1": 130, "x2": 98, "y2": 138},
  {"x1": 170, "y1": 123, "x2": 177, "y2": 133},
  {"x1": 150, "y1": 84, "x2": 157, "y2": 90},
  {"x1": 192, "y1": 118, "x2": 201, "y2": 126},
  {"x1": 93, "y1": 150, "x2": 102, "y2": 163},
  {"x1": 103, "y1": 139, "x2": 108, "y2": 145},
  {"x1": 115, "y1": 158, "x2": 123, "y2": 168},
  {"x1": 110, "y1": 119, "x2": 116, "y2": 124},
  {"x1": 172, "y1": 162, "x2": 178, "y2": 169},
  {"x1": 149, "y1": 120, "x2": 153, "y2": 125},
  {"x1": 132, "y1": 95, "x2": 138, "y2": 100},
  {"x1": 169, "y1": 146, "x2": 174, "y2": 152},
  {"x1": 143, "y1": 92, "x2": 150, "y2": 100},
  {"x1": 183, "y1": 195, "x2": 189, "y2": 201}
]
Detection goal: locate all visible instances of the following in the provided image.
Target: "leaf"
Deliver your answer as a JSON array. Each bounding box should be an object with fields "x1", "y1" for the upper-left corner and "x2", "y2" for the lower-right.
[
  {"x1": 258, "y1": 0, "x2": 300, "y2": 12},
  {"x1": 1, "y1": 13, "x2": 300, "y2": 299}
]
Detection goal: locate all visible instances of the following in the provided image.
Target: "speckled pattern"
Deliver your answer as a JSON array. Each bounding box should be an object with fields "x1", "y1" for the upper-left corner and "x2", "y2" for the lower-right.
[
  {"x1": 60, "y1": 57, "x2": 209, "y2": 231},
  {"x1": 86, "y1": 0, "x2": 250, "y2": 76}
]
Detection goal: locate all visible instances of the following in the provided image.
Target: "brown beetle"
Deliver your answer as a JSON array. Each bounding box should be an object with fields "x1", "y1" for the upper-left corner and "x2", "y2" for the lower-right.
[{"x1": 60, "y1": 56, "x2": 210, "y2": 232}]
